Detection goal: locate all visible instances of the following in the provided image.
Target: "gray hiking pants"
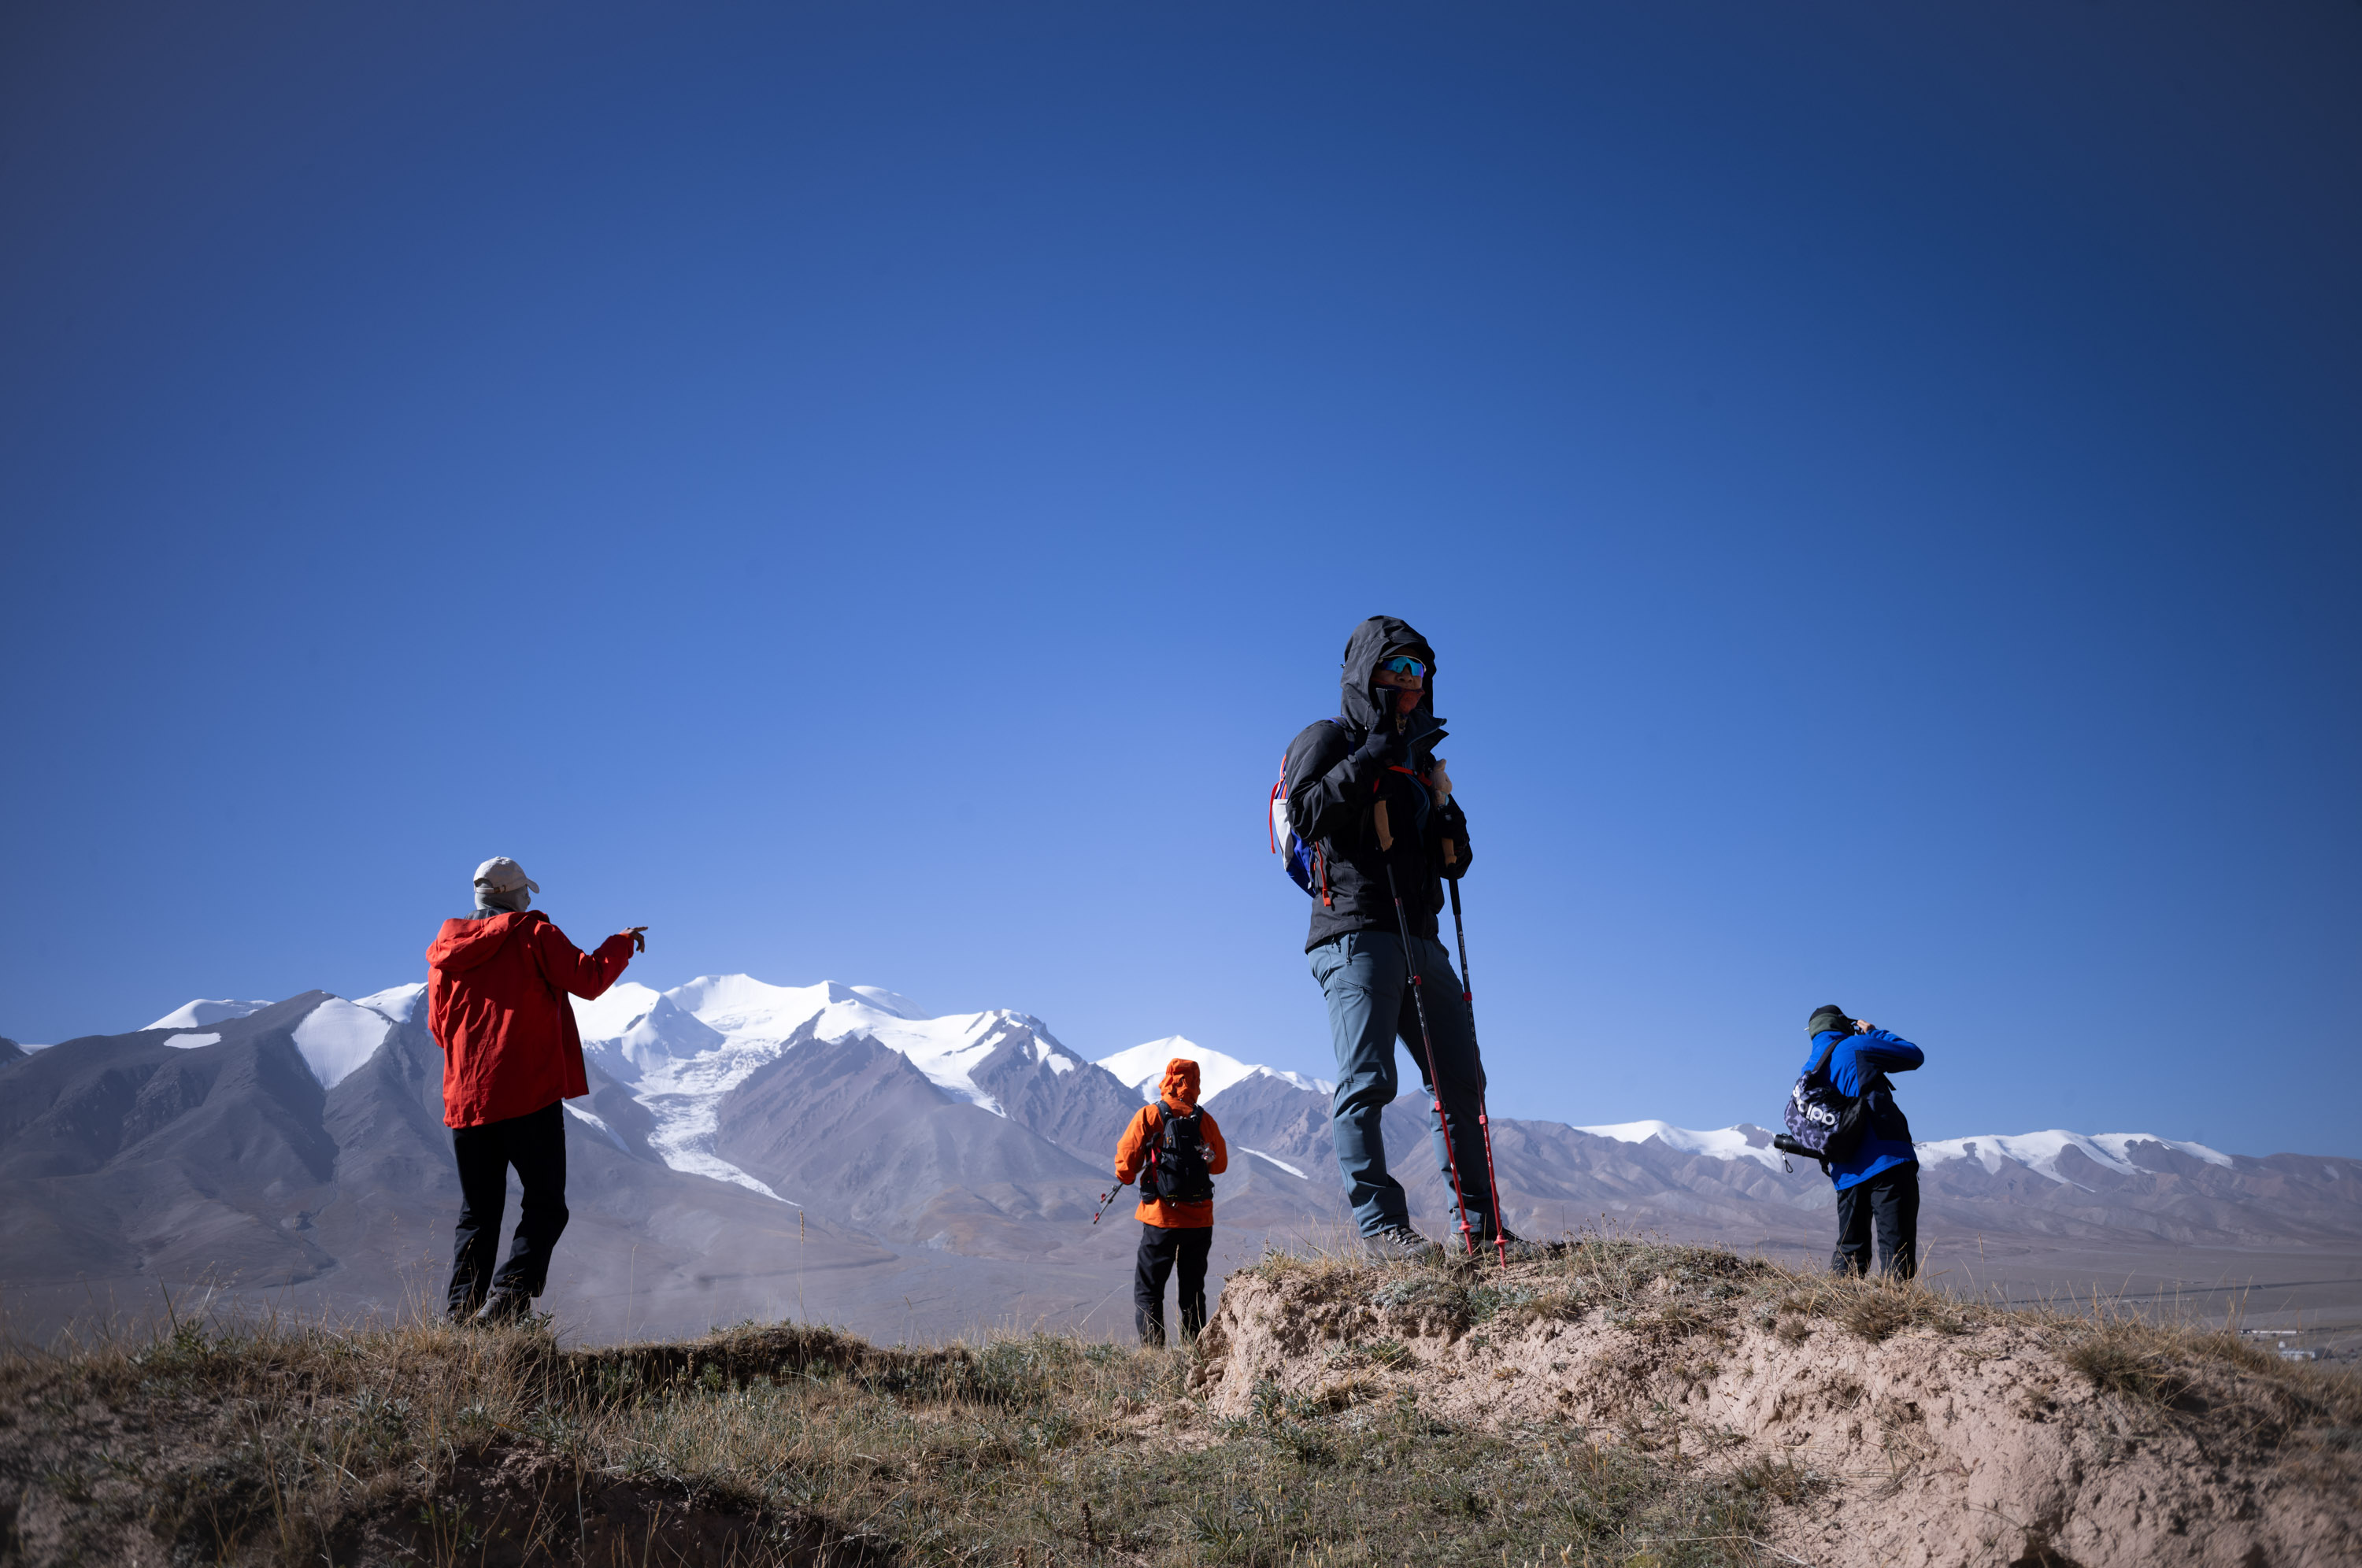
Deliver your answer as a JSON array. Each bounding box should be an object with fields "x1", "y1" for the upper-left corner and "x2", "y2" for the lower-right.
[{"x1": 1309, "y1": 930, "x2": 1494, "y2": 1240}]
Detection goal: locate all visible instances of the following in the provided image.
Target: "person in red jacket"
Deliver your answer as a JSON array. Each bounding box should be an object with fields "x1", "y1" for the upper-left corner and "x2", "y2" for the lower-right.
[
  {"x1": 425, "y1": 856, "x2": 645, "y2": 1324},
  {"x1": 1113, "y1": 1057, "x2": 1228, "y2": 1346}
]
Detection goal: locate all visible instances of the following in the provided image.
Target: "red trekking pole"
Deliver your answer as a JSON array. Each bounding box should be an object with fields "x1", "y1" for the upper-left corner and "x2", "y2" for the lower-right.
[
  {"x1": 1375, "y1": 800, "x2": 1483, "y2": 1260},
  {"x1": 1448, "y1": 878, "x2": 1509, "y2": 1269}
]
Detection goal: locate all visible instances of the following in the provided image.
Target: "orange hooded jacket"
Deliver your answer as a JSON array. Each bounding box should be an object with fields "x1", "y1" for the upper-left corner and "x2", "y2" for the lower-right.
[{"x1": 1114, "y1": 1057, "x2": 1228, "y2": 1228}]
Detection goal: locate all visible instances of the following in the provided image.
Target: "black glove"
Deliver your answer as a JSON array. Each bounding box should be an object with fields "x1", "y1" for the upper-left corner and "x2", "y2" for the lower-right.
[{"x1": 1356, "y1": 719, "x2": 1407, "y2": 767}]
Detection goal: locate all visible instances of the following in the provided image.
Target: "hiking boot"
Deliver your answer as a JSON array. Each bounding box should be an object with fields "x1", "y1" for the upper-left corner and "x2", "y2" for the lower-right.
[
  {"x1": 474, "y1": 1289, "x2": 534, "y2": 1326},
  {"x1": 1479, "y1": 1226, "x2": 1546, "y2": 1263},
  {"x1": 1362, "y1": 1226, "x2": 1445, "y2": 1264}
]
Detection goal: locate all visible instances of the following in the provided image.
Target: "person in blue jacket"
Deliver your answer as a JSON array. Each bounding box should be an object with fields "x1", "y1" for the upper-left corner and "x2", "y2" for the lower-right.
[{"x1": 1804, "y1": 1004, "x2": 1925, "y2": 1278}]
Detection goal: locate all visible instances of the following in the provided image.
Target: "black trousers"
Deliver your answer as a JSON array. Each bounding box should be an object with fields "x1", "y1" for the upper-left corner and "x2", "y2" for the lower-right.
[
  {"x1": 1133, "y1": 1223, "x2": 1212, "y2": 1346},
  {"x1": 1831, "y1": 1163, "x2": 1920, "y2": 1279},
  {"x1": 446, "y1": 1100, "x2": 569, "y2": 1315}
]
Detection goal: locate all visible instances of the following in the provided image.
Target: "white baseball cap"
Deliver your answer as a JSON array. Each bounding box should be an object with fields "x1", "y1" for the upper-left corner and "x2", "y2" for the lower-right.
[{"x1": 472, "y1": 856, "x2": 541, "y2": 895}]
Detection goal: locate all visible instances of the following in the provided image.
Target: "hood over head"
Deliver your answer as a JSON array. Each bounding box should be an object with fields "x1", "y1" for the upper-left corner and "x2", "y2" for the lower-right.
[
  {"x1": 1337, "y1": 616, "x2": 1440, "y2": 737},
  {"x1": 1160, "y1": 1056, "x2": 1201, "y2": 1110},
  {"x1": 428, "y1": 911, "x2": 538, "y2": 972},
  {"x1": 1807, "y1": 1004, "x2": 1853, "y2": 1041}
]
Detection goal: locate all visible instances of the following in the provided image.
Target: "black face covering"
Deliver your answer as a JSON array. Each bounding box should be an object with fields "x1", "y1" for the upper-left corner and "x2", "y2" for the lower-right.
[
  {"x1": 1337, "y1": 617, "x2": 1438, "y2": 737},
  {"x1": 1806, "y1": 1005, "x2": 1853, "y2": 1040}
]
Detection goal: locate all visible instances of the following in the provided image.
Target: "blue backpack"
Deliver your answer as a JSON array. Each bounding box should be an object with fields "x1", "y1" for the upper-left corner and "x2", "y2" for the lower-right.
[{"x1": 1270, "y1": 742, "x2": 1332, "y2": 905}]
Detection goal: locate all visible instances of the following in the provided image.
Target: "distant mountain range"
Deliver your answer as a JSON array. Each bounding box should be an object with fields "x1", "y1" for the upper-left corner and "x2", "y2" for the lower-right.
[{"x1": 3, "y1": 975, "x2": 2358, "y2": 1344}]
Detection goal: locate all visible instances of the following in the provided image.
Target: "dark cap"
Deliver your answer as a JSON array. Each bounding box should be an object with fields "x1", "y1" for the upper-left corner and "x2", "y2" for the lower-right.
[{"x1": 1806, "y1": 1004, "x2": 1852, "y2": 1039}]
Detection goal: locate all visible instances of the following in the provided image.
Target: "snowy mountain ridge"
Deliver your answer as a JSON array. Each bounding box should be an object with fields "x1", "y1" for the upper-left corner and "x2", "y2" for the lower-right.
[
  {"x1": 113, "y1": 977, "x2": 2245, "y2": 1204},
  {"x1": 1096, "y1": 1037, "x2": 1334, "y2": 1102}
]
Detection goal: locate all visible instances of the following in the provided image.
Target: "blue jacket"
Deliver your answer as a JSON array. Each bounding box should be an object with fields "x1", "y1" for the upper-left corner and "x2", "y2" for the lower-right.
[{"x1": 1802, "y1": 1027, "x2": 1924, "y2": 1191}]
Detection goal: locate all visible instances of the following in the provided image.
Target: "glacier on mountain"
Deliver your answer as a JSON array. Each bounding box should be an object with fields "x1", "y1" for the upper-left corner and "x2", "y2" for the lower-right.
[
  {"x1": 560, "y1": 974, "x2": 1113, "y2": 1204},
  {"x1": 291, "y1": 998, "x2": 394, "y2": 1090}
]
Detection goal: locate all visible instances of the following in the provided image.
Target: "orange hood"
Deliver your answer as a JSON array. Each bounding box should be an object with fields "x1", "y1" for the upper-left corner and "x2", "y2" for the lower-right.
[{"x1": 1160, "y1": 1056, "x2": 1201, "y2": 1111}]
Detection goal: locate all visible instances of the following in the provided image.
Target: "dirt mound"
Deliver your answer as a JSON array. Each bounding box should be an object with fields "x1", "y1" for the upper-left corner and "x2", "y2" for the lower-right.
[{"x1": 1193, "y1": 1238, "x2": 2362, "y2": 1567}]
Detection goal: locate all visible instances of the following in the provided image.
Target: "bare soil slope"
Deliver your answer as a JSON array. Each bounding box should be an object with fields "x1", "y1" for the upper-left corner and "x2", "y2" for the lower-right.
[{"x1": 1195, "y1": 1238, "x2": 2362, "y2": 1567}]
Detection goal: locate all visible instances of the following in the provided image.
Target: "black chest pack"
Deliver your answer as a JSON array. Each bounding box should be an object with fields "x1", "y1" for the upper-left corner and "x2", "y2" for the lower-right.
[
  {"x1": 1146, "y1": 1104, "x2": 1216, "y2": 1204},
  {"x1": 1773, "y1": 1037, "x2": 1878, "y2": 1169}
]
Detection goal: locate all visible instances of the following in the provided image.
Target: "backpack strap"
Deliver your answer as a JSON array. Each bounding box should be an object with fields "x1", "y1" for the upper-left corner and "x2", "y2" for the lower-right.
[
  {"x1": 1805, "y1": 1034, "x2": 1841, "y2": 1082},
  {"x1": 1809, "y1": 1032, "x2": 1891, "y2": 1100}
]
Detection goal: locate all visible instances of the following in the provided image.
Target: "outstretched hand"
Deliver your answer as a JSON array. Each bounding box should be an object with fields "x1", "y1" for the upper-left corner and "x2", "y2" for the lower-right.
[{"x1": 625, "y1": 926, "x2": 649, "y2": 954}]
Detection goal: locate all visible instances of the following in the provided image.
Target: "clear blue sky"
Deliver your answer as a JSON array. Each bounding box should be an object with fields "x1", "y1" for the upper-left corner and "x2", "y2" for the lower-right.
[{"x1": 3, "y1": 2, "x2": 2356, "y2": 1157}]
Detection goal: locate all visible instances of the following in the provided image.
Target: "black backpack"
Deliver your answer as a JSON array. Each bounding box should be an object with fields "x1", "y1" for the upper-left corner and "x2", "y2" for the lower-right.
[
  {"x1": 1776, "y1": 1035, "x2": 1876, "y2": 1167},
  {"x1": 1146, "y1": 1104, "x2": 1216, "y2": 1204}
]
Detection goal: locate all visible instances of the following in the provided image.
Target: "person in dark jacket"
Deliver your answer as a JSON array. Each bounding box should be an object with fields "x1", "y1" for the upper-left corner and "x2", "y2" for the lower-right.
[
  {"x1": 425, "y1": 856, "x2": 645, "y2": 1323},
  {"x1": 1802, "y1": 1004, "x2": 1925, "y2": 1279},
  {"x1": 1283, "y1": 616, "x2": 1509, "y2": 1259},
  {"x1": 1113, "y1": 1057, "x2": 1229, "y2": 1346}
]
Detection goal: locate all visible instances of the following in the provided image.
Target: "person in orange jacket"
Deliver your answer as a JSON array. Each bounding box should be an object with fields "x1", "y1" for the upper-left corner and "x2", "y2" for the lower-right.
[{"x1": 1113, "y1": 1056, "x2": 1229, "y2": 1346}]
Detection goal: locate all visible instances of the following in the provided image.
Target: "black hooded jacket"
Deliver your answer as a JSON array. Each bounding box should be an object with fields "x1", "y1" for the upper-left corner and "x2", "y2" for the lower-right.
[{"x1": 1283, "y1": 616, "x2": 1473, "y2": 952}]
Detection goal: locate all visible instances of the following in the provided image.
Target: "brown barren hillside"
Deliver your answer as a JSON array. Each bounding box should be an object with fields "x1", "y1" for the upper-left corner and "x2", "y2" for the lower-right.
[
  {"x1": 3, "y1": 1237, "x2": 2356, "y2": 1566},
  {"x1": 1198, "y1": 1239, "x2": 2362, "y2": 1567}
]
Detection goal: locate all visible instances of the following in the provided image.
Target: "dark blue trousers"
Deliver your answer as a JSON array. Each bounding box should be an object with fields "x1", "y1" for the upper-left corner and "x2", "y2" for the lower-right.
[
  {"x1": 1831, "y1": 1163, "x2": 1919, "y2": 1279},
  {"x1": 446, "y1": 1100, "x2": 569, "y2": 1315}
]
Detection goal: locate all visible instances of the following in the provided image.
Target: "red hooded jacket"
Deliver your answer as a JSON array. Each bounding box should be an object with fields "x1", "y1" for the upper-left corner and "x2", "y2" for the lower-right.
[{"x1": 424, "y1": 912, "x2": 636, "y2": 1129}]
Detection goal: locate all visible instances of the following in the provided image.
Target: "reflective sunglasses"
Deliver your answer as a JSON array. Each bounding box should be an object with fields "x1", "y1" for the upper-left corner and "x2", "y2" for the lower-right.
[{"x1": 1379, "y1": 656, "x2": 1427, "y2": 680}]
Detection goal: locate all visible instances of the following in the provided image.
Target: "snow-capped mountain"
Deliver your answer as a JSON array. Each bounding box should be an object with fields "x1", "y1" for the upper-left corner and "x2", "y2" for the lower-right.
[
  {"x1": 1574, "y1": 1120, "x2": 2241, "y2": 1192},
  {"x1": 560, "y1": 974, "x2": 1129, "y2": 1200},
  {"x1": 1576, "y1": 1120, "x2": 1790, "y2": 1171},
  {"x1": 1916, "y1": 1130, "x2": 2233, "y2": 1183},
  {"x1": 6, "y1": 974, "x2": 2360, "y2": 1348},
  {"x1": 1095, "y1": 1037, "x2": 1334, "y2": 1102},
  {"x1": 143, "y1": 998, "x2": 275, "y2": 1030}
]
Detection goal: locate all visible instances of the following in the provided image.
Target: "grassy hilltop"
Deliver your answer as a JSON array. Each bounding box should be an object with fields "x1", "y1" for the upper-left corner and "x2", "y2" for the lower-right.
[{"x1": 3, "y1": 1237, "x2": 2356, "y2": 1566}]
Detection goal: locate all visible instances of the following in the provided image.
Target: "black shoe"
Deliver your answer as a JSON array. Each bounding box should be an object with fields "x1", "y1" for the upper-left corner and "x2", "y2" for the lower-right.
[
  {"x1": 1479, "y1": 1226, "x2": 1545, "y2": 1262},
  {"x1": 474, "y1": 1289, "x2": 533, "y2": 1326},
  {"x1": 1362, "y1": 1226, "x2": 1445, "y2": 1264}
]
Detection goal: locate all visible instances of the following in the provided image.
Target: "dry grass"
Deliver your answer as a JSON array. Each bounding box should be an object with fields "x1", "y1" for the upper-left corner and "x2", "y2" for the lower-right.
[
  {"x1": 2, "y1": 1296, "x2": 1790, "y2": 1567},
  {"x1": 7, "y1": 1237, "x2": 2355, "y2": 1567}
]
